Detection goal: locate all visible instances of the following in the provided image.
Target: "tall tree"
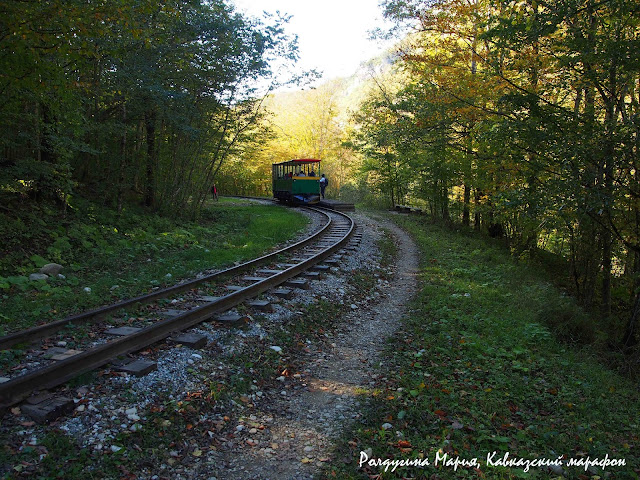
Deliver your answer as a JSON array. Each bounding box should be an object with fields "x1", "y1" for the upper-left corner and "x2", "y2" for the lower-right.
[{"x1": 1, "y1": 0, "x2": 301, "y2": 217}]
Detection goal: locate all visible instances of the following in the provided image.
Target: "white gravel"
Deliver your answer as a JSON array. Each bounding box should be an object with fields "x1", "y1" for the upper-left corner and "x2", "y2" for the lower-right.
[{"x1": 4, "y1": 209, "x2": 420, "y2": 480}]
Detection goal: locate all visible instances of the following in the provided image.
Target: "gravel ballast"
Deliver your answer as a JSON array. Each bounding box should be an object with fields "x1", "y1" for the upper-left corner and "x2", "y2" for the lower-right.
[{"x1": 1, "y1": 210, "x2": 420, "y2": 480}]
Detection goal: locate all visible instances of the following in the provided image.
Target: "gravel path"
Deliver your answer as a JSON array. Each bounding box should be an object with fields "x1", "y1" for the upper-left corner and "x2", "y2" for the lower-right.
[
  {"x1": 1, "y1": 210, "x2": 420, "y2": 480},
  {"x1": 214, "y1": 212, "x2": 420, "y2": 479}
]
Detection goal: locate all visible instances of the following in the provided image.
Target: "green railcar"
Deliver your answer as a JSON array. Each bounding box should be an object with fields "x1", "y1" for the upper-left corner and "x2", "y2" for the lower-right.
[{"x1": 272, "y1": 158, "x2": 321, "y2": 204}]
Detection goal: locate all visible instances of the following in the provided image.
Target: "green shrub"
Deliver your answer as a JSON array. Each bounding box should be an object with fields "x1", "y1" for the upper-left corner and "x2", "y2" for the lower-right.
[{"x1": 537, "y1": 294, "x2": 597, "y2": 345}]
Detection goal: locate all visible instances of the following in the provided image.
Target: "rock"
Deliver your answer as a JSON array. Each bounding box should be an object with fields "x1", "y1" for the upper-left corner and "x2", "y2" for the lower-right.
[
  {"x1": 381, "y1": 423, "x2": 393, "y2": 430},
  {"x1": 549, "y1": 464, "x2": 564, "y2": 475},
  {"x1": 39, "y1": 263, "x2": 63, "y2": 276},
  {"x1": 29, "y1": 273, "x2": 48, "y2": 281},
  {"x1": 110, "y1": 445, "x2": 122, "y2": 453}
]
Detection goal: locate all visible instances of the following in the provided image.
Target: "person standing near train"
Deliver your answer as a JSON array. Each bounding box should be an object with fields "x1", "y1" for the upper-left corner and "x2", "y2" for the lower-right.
[{"x1": 319, "y1": 174, "x2": 328, "y2": 199}]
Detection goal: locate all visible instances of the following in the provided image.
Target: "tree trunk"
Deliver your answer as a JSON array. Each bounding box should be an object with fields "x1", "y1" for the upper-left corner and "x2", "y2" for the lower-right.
[
  {"x1": 600, "y1": 50, "x2": 618, "y2": 318},
  {"x1": 601, "y1": 229, "x2": 613, "y2": 318},
  {"x1": 144, "y1": 109, "x2": 157, "y2": 208},
  {"x1": 622, "y1": 289, "x2": 640, "y2": 350},
  {"x1": 117, "y1": 103, "x2": 127, "y2": 214},
  {"x1": 463, "y1": 184, "x2": 471, "y2": 226},
  {"x1": 474, "y1": 189, "x2": 481, "y2": 230}
]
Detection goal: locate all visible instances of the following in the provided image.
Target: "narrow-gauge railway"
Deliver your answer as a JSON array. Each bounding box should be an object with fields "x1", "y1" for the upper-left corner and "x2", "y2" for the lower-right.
[
  {"x1": 0, "y1": 205, "x2": 331, "y2": 351},
  {"x1": 0, "y1": 206, "x2": 357, "y2": 416}
]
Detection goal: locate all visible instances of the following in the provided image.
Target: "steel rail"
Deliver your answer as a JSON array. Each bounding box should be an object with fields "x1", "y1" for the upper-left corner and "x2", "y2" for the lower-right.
[
  {"x1": 0, "y1": 207, "x2": 354, "y2": 409},
  {"x1": 0, "y1": 207, "x2": 334, "y2": 351}
]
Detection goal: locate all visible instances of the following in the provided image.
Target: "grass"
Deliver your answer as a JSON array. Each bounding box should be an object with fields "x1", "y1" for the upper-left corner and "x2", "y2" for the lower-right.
[
  {"x1": 0, "y1": 198, "x2": 310, "y2": 478},
  {"x1": 0, "y1": 266, "x2": 368, "y2": 480},
  {"x1": 5, "y1": 210, "x2": 637, "y2": 479},
  {"x1": 377, "y1": 227, "x2": 397, "y2": 268},
  {"x1": 329, "y1": 215, "x2": 639, "y2": 479},
  {"x1": 0, "y1": 198, "x2": 308, "y2": 334}
]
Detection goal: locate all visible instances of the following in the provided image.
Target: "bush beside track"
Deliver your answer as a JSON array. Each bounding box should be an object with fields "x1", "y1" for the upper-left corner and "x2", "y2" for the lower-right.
[{"x1": 0, "y1": 198, "x2": 308, "y2": 335}]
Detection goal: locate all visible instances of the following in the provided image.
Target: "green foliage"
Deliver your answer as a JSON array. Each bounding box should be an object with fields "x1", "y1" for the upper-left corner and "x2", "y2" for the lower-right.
[
  {"x1": 377, "y1": 227, "x2": 398, "y2": 268},
  {"x1": 331, "y1": 216, "x2": 639, "y2": 479},
  {"x1": 536, "y1": 293, "x2": 598, "y2": 346},
  {"x1": 0, "y1": 0, "x2": 302, "y2": 215},
  {"x1": 0, "y1": 200, "x2": 308, "y2": 333},
  {"x1": 350, "y1": 0, "x2": 640, "y2": 347},
  {"x1": 217, "y1": 78, "x2": 363, "y2": 199}
]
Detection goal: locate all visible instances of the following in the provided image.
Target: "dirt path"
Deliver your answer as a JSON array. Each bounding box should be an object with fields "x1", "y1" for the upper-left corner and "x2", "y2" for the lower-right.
[{"x1": 215, "y1": 213, "x2": 420, "y2": 479}]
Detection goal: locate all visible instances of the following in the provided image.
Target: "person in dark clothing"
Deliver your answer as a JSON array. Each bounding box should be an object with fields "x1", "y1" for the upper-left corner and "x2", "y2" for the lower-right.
[
  {"x1": 319, "y1": 174, "x2": 328, "y2": 199},
  {"x1": 211, "y1": 183, "x2": 218, "y2": 201}
]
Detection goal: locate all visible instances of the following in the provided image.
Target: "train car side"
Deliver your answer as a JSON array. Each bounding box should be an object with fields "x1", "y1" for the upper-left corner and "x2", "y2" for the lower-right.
[{"x1": 272, "y1": 159, "x2": 321, "y2": 205}]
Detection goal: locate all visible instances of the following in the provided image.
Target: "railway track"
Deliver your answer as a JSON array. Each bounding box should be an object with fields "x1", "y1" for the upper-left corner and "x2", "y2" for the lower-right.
[{"x1": 0, "y1": 206, "x2": 356, "y2": 414}]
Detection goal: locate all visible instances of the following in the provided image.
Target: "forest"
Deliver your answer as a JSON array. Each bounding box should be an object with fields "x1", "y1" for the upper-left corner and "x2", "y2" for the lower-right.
[
  {"x1": 1, "y1": 0, "x2": 640, "y2": 365},
  {"x1": 1, "y1": 0, "x2": 303, "y2": 216}
]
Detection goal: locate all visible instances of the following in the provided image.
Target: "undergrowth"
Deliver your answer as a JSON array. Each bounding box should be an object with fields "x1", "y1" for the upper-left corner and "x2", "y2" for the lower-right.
[
  {"x1": 329, "y1": 215, "x2": 639, "y2": 479},
  {"x1": 0, "y1": 198, "x2": 308, "y2": 334}
]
